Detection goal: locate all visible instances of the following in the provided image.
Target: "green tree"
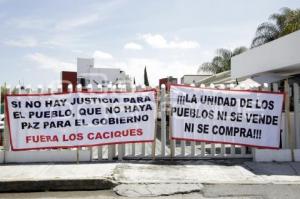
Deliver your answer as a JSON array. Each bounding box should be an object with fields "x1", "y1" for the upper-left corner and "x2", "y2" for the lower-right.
[
  {"x1": 198, "y1": 47, "x2": 247, "y2": 74},
  {"x1": 0, "y1": 83, "x2": 8, "y2": 114},
  {"x1": 144, "y1": 66, "x2": 149, "y2": 87},
  {"x1": 251, "y1": 7, "x2": 300, "y2": 48}
]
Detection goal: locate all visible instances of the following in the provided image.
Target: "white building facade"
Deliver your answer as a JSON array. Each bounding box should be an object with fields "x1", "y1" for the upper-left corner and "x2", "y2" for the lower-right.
[
  {"x1": 181, "y1": 74, "x2": 212, "y2": 85},
  {"x1": 77, "y1": 58, "x2": 131, "y2": 88},
  {"x1": 231, "y1": 30, "x2": 300, "y2": 79}
]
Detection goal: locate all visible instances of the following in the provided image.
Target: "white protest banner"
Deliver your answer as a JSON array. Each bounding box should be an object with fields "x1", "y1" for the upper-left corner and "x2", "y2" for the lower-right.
[
  {"x1": 5, "y1": 90, "x2": 157, "y2": 151},
  {"x1": 170, "y1": 85, "x2": 284, "y2": 149}
]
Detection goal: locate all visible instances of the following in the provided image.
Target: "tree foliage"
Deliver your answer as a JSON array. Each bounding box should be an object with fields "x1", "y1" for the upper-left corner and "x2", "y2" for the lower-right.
[
  {"x1": 144, "y1": 66, "x2": 149, "y2": 87},
  {"x1": 198, "y1": 47, "x2": 247, "y2": 74},
  {"x1": 251, "y1": 7, "x2": 300, "y2": 48}
]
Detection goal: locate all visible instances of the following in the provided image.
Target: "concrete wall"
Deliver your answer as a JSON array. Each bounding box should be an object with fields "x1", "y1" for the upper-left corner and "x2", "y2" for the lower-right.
[
  {"x1": 294, "y1": 149, "x2": 300, "y2": 161},
  {"x1": 254, "y1": 112, "x2": 300, "y2": 162},
  {"x1": 231, "y1": 30, "x2": 300, "y2": 79},
  {"x1": 254, "y1": 149, "x2": 292, "y2": 162},
  {"x1": 0, "y1": 151, "x2": 4, "y2": 163},
  {"x1": 0, "y1": 150, "x2": 90, "y2": 163}
]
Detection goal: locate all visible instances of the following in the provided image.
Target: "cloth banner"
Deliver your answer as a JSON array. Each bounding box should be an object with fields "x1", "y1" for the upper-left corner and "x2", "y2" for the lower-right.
[
  {"x1": 170, "y1": 85, "x2": 284, "y2": 149},
  {"x1": 5, "y1": 90, "x2": 157, "y2": 151}
]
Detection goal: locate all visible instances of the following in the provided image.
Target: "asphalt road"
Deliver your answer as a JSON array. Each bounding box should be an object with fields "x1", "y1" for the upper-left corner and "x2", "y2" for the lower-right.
[{"x1": 1, "y1": 184, "x2": 300, "y2": 199}]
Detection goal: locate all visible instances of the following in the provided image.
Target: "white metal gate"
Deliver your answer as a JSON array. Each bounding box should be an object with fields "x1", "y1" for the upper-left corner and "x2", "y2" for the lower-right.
[{"x1": 0, "y1": 81, "x2": 298, "y2": 163}]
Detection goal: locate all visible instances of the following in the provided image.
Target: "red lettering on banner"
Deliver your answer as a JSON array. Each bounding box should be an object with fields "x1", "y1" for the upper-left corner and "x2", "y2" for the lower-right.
[
  {"x1": 103, "y1": 132, "x2": 110, "y2": 139},
  {"x1": 62, "y1": 133, "x2": 83, "y2": 142},
  {"x1": 86, "y1": 129, "x2": 144, "y2": 140},
  {"x1": 6, "y1": 90, "x2": 156, "y2": 151},
  {"x1": 137, "y1": 128, "x2": 143, "y2": 135},
  {"x1": 26, "y1": 135, "x2": 59, "y2": 143}
]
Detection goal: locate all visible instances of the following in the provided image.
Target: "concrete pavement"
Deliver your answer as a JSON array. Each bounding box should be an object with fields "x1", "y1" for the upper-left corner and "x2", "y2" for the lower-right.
[
  {"x1": 0, "y1": 163, "x2": 118, "y2": 192},
  {"x1": 0, "y1": 190, "x2": 267, "y2": 199},
  {"x1": 0, "y1": 160, "x2": 300, "y2": 196}
]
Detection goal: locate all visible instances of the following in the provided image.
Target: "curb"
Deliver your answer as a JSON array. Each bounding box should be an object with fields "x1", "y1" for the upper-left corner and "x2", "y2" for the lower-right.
[{"x1": 0, "y1": 179, "x2": 117, "y2": 192}]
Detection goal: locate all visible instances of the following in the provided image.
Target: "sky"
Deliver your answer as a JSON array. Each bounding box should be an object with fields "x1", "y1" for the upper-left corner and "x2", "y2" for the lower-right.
[{"x1": 0, "y1": 0, "x2": 299, "y2": 87}]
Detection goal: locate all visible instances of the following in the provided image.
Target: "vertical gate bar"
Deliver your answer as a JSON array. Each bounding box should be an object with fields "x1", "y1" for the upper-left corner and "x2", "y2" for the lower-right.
[
  {"x1": 37, "y1": 85, "x2": 43, "y2": 94},
  {"x1": 111, "y1": 85, "x2": 116, "y2": 158},
  {"x1": 117, "y1": 141, "x2": 123, "y2": 160},
  {"x1": 209, "y1": 84, "x2": 216, "y2": 157},
  {"x1": 229, "y1": 84, "x2": 236, "y2": 157},
  {"x1": 273, "y1": 83, "x2": 279, "y2": 92},
  {"x1": 180, "y1": 138, "x2": 185, "y2": 157},
  {"x1": 86, "y1": 84, "x2": 94, "y2": 161},
  {"x1": 293, "y1": 83, "x2": 300, "y2": 148},
  {"x1": 16, "y1": 85, "x2": 21, "y2": 94},
  {"x1": 240, "y1": 84, "x2": 249, "y2": 157},
  {"x1": 47, "y1": 85, "x2": 52, "y2": 94},
  {"x1": 200, "y1": 84, "x2": 206, "y2": 157},
  {"x1": 107, "y1": 83, "x2": 115, "y2": 160},
  {"x1": 97, "y1": 84, "x2": 103, "y2": 160},
  {"x1": 189, "y1": 83, "x2": 196, "y2": 157},
  {"x1": 57, "y1": 84, "x2": 62, "y2": 93},
  {"x1": 0, "y1": 84, "x2": 1, "y2": 153},
  {"x1": 191, "y1": 141, "x2": 196, "y2": 157},
  {"x1": 241, "y1": 84, "x2": 250, "y2": 156},
  {"x1": 219, "y1": 84, "x2": 226, "y2": 157},
  {"x1": 152, "y1": 121, "x2": 157, "y2": 160},
  {"x1": 272, "y1": 83, "x2": 282, "y2": 149},
  {"x1": 284, "y1": 80, "x2": 294, "y2": 153},
  {"x1": 152, "y1": 85, "x2": 158, "y2": 160},
  {"x1": 272, "y1": 83, "x2": 285, "y2": 148},
  {"x1": 293, "y1": 83, "x2": 300, "y2": 149},
  {"x1": 249, "y1": 84, "x2": 259, "y2": 157},
  {"x1": 151, "y1": 95, "x2": 158, "y2": 160},
  {"x1": 131, "y1": 84, "x2": 136, "y2": 156},
  {"x1": 142, "y1": 141, "x2": 146, "y2": 156},
  {"x1": 201, "y1": 142, "x2": 205, "y2": 157},
  {"x1": 230, "y1": 142, "x2": 235, "y2": 157},
  {"x1": 141, "y1": 85, "x2": 146, "y2": 157},
  {"x1": 25, "y1": 84, "x2": 31, "y2": 94},
  {"x1": 74, "y1": 84, "x2": 80, "y2": 163},
  {"x1": 122, "y1": 84, "x2": 127, "y2": 157},
  {"x1": 168, "y1": 90, "x2": 175, "y2": 158},
  {"x1": 118, "y1": 84, "x2": 124, "y2": 161},
  {"x1": 0, "y1": 83, "x2": 3, "y2": 141},
  {"x1": 37, "y1": 85, "x2": 44, "y2": 152},
  {"x1": 56, "y1": 85, "x2": 62, "y2": 152},
  {"x1": 240, "y1": 136, "x2": 246, "y2": 155},
  {"x1": 3, "y1": 85, "x2": 11, "y2": 153},
  {"x1": 283, "y1": 81, "x2": 289, "y2": 148},
  {"x1": 0, "y1": 85, "x2": 1, "y2": 118},
  {"x1": 57, "y1": 81, "x2": 63, "y2": 152},
  {"x1": 180, "y1": 84, "x2": 187, "y2": 157},
  {"x1": 240, "y1": 84, "x2": 246, "y2": 157},
  {"x1": 121, "y1": 83, "x2": 129, "y2": 158},
  {"x1": 160, "y1": 84, "x2": 166, "y2": 157},
  {"x1": 263, "y1": 82, "x2": 271, "y2": 91}
]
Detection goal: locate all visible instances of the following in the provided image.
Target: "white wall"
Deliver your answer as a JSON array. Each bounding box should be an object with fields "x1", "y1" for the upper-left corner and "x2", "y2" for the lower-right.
[
  {"x1": 77, "y1": 58, "x2": 128, "y2": 87},
  {"x1": 231, "y1": 30, "x2": 300, "y2": 79},
  {"x1": 89, "y1": 68, "x2": 125, "y2": 86},
  {"x1": 181, "y1": 75, "x2": 211, "y2": 85},
  {"x1": 77, "y1": 58, "x2": 94, "y2": 75},
  {"x1": 2, "y1": 150, "x2": 90, "y2": 163}
]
